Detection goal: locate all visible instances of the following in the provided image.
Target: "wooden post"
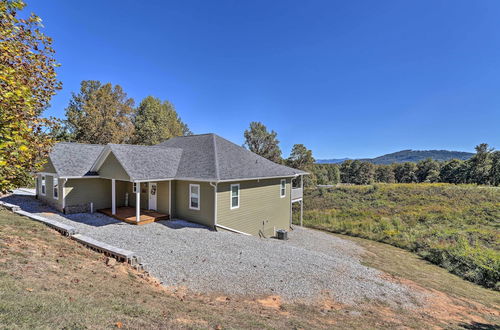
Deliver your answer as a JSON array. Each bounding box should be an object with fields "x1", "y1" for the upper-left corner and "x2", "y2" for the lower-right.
[
  {"x1": 111, "y1": 179, "x2": 116, "y2": 215},
  {"x1": 136, "y1": 190, "x2": 140, "y2": 223}
]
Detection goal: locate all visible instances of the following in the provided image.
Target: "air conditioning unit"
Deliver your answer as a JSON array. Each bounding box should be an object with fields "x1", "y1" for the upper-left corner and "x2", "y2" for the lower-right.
[{"x1": 276, "y1": 229, "x2": 288, "y2": 240}]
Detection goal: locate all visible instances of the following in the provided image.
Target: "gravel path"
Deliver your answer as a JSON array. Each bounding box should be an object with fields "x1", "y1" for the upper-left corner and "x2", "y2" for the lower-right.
[{"x1": 2, "y1": 193, "x2": 424, "y2": 306}]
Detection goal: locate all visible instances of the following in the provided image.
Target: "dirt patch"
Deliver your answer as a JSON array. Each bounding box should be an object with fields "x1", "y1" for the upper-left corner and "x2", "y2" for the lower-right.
[
  {"x1": 174, "y1": 317, "x2": 209, "y2": 327},
  {"x1": 256, "y1": 295, "x2": 282, "y2": 309},
  {"x1": 380, "y1": 273, "x2": 500, "y2": 325}
]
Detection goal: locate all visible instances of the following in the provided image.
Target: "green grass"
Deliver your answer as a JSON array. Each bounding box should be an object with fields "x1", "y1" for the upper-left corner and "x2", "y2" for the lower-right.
[{"x1": 298, "y1": 183, "x2": 500, "y2": 290}]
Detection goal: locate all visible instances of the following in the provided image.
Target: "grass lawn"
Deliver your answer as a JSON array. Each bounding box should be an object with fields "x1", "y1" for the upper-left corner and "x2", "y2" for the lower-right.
[
  {"x1": 298, "y1": 183, "x2": 500, "y2": 290},
  {"x1": 1, "y1": 207, "x2": 499, "y2": 329}
]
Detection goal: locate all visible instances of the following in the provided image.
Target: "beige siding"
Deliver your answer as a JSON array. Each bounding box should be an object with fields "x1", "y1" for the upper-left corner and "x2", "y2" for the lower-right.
[
  {"x1": 174, "y1": 180, "x2": 214, "y2": 227},
  {"x1": 99, "y1": 152, "x2": 130, "y2": 181},
  {"x1": 37, "y1": 174, "x2": 63, "y2": 211},
  {"x1": 64, "y1": 178, "x2": 111, "y2": 211},
  {"x1": 216, "y1": 178, "x2": 291, "y2": 237},
  {"x1": 41, "y1": 158, "x2": 56, "y2": 173}
]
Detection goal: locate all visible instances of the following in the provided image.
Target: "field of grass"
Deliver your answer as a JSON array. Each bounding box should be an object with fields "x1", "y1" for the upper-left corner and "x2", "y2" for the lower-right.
[
  {"x1": 298, "y1": 183, "x2": 500, "y2": 290},
  {"x1": 2, "y1": 206, "x2": 498, "y2": 328}
]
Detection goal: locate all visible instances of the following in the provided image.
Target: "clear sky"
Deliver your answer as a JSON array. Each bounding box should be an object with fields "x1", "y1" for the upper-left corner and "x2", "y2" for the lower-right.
[{"x1": 26, "y1": 0, "x2": 500, "y2": 159}]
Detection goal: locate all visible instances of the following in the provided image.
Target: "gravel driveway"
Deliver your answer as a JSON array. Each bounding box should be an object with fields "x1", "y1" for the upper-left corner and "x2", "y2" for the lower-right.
[{"x1": 2, "y1": 193, "x2": 424, "y2": 306}]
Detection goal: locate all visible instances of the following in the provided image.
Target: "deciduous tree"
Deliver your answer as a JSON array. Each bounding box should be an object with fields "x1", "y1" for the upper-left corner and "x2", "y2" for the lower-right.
[
  {"x1": 243, "y1": 122, "x2": 282, "y2": 163},
  {"x1": 133, "y1": 96, "x2": 191, "y2": 145},
  {"x1": 65, "y1": 80, "x2": 135, "y2": 144},
  {"x1": 0, "y1": 0, "x2": 62, "y2": 192}
]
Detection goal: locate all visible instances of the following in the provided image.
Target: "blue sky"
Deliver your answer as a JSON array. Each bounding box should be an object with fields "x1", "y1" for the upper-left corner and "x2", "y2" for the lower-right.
[{"x1": 27, "y1": 0, "x2": 500, "y2": 159}]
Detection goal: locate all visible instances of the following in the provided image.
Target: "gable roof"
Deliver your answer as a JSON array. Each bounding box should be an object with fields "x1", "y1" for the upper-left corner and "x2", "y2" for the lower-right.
[
  {"x1": 106, "y1": 144, "x2": 182, "y2": 181},
  {"x1": 44, "y1": 134, "x2": 306, "y2": 181},
  {"x1": 45, "y1": 143, "x2": 105, "y2": 177},
  {"x1": 158, "y1": 133, "x2": 306, "y2": 181}
]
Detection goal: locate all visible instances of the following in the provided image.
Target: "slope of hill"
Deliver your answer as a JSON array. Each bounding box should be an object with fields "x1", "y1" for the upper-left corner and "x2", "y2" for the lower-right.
[{"x1": 317, "y1": 150, "x2": 473, "y2": 165}]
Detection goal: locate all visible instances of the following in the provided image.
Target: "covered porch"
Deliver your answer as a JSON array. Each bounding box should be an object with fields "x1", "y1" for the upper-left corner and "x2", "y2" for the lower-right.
[
  {"x1": 100, "y1": 178, "x2": 173, "y2": 225},
  {"x1": 99, "y1": 206, "x2": 169, "y2": 225}
]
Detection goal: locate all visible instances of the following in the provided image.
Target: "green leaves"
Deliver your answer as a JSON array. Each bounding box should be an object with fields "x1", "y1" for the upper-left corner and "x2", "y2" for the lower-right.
[{"x1": 0, "y1": 0, "x2": 61, "y2": 193}]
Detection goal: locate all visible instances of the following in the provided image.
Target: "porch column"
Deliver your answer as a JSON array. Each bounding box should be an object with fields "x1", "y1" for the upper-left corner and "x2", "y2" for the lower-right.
[
  {"x1": 111, "y1": 179, "x2": 116, "y2": 215},
  {"x1": 136, "y1": 190, "x2": 140, "y2": 222},
  {"x1": 168, "y1": 180, "x2": 172, "y2": 217},
  {"x1": 300, "y1": 175, "x2": 304, "y2": 227}
]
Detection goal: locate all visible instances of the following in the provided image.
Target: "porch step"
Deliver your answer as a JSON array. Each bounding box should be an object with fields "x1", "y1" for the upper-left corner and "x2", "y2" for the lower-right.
[{"x1": 98, "y1": 207, "x2": 169, "y2": 225}]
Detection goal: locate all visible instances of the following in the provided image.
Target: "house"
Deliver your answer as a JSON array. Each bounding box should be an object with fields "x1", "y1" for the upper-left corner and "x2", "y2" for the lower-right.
[{"x1": 35, "y1": 134, "x2": 306, "y2": 237}]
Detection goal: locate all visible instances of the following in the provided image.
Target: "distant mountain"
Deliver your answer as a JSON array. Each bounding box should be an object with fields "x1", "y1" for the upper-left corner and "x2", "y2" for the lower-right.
[
  {"x1": 317, "y1": 150, "x2": 474, "y2": 165},
  {"x1": 316, "y1": 158, "x2": 350, "y2": 164}
]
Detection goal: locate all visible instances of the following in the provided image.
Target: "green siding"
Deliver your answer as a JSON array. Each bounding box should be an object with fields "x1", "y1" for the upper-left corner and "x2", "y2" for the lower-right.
[
  {"x1": 64, "y1": 178, "x2": 111, "y2": 211},
  {"x1": 124, "y1": 181, "x2": 170, "y2": 214},
  {"x1": 37, "y1": 174, "x2": 63, "y2": 211},
  {"x1": 99, "y1": 152, "x2": 130, "y2": 181},
  {"x1": 216, "y1": 178, "x2": 291, "y2": 236},
  {"x1": 156, "y1": 181, "x2": 170, "y2": 215},
  {"x1": 174, "y1": 180, "x2": 214, "y2": 227}
]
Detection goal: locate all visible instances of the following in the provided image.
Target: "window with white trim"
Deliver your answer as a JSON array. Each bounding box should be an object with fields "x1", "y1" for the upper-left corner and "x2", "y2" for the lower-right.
[
  {"x1": 53, "y1": 180, "x2": 58, "y2": 200},
  {"x1": 230, "y1": 184, "x2": 240, "y2": 209},
  {"x1": 189, "y1": 184, "x2": 200, "y2": 210},
  {"x1": 133, "y1": 182, "x2": 138, "y2": 193},
  {"x1": 41, "y1": 176, "x2": 46, "y2": 195},
  {"x1": 280, "y1": 179, "x2": 286, "y2": 198}
]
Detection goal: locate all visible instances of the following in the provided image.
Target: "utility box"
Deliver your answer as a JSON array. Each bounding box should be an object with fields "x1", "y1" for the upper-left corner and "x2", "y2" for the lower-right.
[{"x1": 276, "y1": 229, "x2": 288, "y2": 240}]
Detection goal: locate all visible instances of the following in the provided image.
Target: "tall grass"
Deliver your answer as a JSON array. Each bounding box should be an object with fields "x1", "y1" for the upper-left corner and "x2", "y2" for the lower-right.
[{"x1": 298, "y1": 184, "x2": 500, "y2": 290}]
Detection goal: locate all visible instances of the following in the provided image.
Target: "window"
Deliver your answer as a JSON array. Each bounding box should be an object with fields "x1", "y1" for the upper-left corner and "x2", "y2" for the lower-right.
[
  {"x1": 53, "y1": 181, "x2": 58, "y2": 200},
  {"x1": 41, "y1": 176, "x2": 46, "y2": 195},
  {"x1": 189, "y1": 184, "x2": 200, "y2": 210},
  {"x1": 133, "y1": 182, "x2": 138, "y2": 193},
  {"x1": 230, "y1": 184, "x2": 239, "y2": 209},
  {"x1": 280, "y1": 179, "x2": 286, "y2": 198}
]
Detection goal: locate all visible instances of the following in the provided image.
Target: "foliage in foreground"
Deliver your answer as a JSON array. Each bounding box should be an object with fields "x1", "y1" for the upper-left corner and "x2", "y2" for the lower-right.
[
  {"x1": 299, "y1": 184, "x2": 500, "y2": 289},
  {"x1": 0, "y1": 0, "x2": 61, "y2": 193}
]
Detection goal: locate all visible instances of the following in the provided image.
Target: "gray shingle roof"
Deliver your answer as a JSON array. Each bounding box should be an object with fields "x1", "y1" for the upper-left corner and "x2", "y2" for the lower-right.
[
  {"x1": 47, "y1": 133, "x2": 305, "y2": 181},
  {"x1": 158, "y1": 133, "x2": 306, "y2": 181},
  {"x1": 47, "y1": 143, "x2": 105, "y2": 177},
  {"x1": 108, "y1": 144, "x2": 182, "y2": 181}
]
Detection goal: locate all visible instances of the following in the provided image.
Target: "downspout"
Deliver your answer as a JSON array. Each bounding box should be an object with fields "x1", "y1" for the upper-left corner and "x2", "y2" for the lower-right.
[{"x1": 209, "y1": 182, "x2": 217, "y2": 229}]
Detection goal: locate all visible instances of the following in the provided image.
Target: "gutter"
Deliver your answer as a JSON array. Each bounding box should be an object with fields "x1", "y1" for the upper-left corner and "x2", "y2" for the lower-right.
[{"x1": 209, "y1": 182, "x2": 218, "y2": 228}]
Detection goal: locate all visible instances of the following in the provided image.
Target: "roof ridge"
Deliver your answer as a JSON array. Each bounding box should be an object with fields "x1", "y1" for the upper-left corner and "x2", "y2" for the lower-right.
[{"x1": 212, "y1": 134, "x2": 220, "y2": 180}]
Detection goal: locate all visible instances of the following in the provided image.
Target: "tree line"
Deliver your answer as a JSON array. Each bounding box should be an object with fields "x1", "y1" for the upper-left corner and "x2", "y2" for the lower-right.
[
  {"x1": 55, "y1": 80, "x2": 191, "y2": 145},
  {"x1": 313, "y1": 143, "x2": 500, "y2": 186}
]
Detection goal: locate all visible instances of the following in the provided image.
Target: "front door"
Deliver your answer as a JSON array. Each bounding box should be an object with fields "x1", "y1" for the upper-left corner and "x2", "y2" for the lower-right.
[{"x1": 148, "y1": 182, "x2": 157, "y2": 211}]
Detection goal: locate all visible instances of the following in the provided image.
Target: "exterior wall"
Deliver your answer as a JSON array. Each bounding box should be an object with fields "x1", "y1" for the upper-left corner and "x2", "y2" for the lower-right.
[
  {"x1": 216, "y1": 178, "x2": 291, "y2": 237},
  {"x1": 98, "y1": 152, "x2": 130, "y2": 181},
  {"x1": 41, "y1": 159, "x2": 56, "y2": 173},
  {"x1": 64, "y1": 178, "x2": 111, "y2": 213},
  {"x1": 174, "y1": 180, "x2": 214, "y2": 227},
  {"x1": 125, "y1": 181, "x2": 171, "y2": 214},
  {"x1": 37, "y1": 173, "x2": 64, "y2": 211}
]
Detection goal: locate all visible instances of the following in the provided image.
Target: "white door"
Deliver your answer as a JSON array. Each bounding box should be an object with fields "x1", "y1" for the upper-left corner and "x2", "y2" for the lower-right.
[{"x1": 148, "y1": 182, "x2": 157, "y2": 211}]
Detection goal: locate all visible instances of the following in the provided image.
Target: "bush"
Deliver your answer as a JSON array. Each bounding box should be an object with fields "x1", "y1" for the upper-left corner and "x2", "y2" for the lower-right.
[{"x1": 301, "y1": 183, "x2": 500, "y2": 290}]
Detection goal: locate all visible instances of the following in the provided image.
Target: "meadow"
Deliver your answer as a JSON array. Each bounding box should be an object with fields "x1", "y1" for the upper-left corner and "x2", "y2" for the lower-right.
[{"x1": 298, "y1": 183, "x2": 500, "y2": 290}]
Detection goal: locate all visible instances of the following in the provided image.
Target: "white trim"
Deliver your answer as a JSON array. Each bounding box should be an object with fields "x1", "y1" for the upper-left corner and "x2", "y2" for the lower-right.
[
  {"x1": 148, "y1": 182, "x2": 157, "y2": 211},
  {"x1": 189, "y1": 183, "x2": 200, "y2": 210},
  {"x1": 111, "y1": 179, "x2": 116, "y2": 215},
  {"x1": 60, "y1": 176, "x2": 100, "y2": 179},
  {"x1": 38, "y1": 172, "x2": 58, "y2": 177},
  {"x1": 132, "y1": 178, "x2": 175, "y2": 183},
  {"x1": 40, "y1": 175, "x2": 46, "y2": 196},
  {"x1": 215, "y1": 224, "x2": 251, "y2": 236},
  {"x1": 230, "y1": 183, "x2": 240, "y2": 209},
  {"x1": 280, "y1": 179, "x2": 286, "y2": 198},
  {"x1": 136, "y1": 191, "x2": 140, "y2": 222},
  {"x1": 89, "y1": 147, "x2": 111, "y2": 172}
]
